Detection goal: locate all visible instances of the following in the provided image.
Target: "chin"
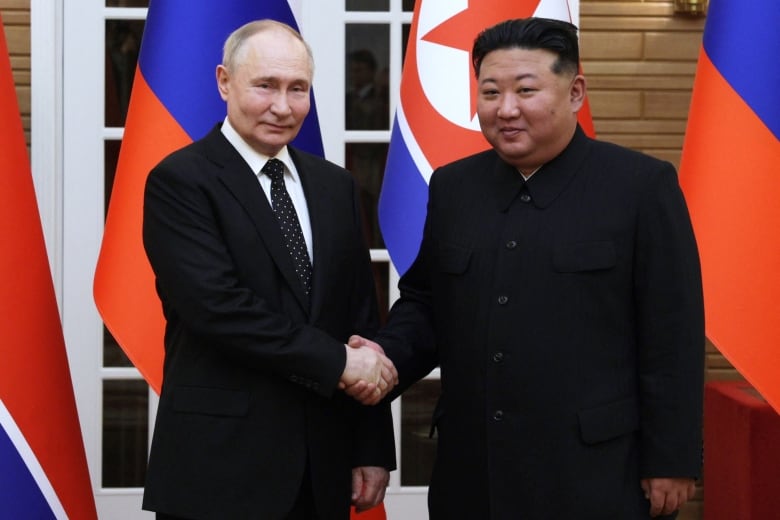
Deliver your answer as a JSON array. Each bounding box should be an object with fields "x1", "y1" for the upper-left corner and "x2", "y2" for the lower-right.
[{"x1": 497, "y1": 146, "x2": 532, "y2": 161}]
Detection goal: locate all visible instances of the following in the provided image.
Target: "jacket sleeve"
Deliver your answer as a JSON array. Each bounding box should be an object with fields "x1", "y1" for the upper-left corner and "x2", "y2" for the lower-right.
[
  {"x1": 375, "y1": 173, "x2": 440, "y2": 396},
  {"x1": 634, "y1": 162, "x2": 705, "y2": 479},
  {"x1": 143, "y1": 154, "x2": 346, "y2": 397}
]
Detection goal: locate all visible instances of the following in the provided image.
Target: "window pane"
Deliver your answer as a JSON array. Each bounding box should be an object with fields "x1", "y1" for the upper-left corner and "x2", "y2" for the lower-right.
[
  {"x1": 402, "y1": 23, "x2": 411, "y2": 64},
  {"x1": 346, "y1": 142, "x2": 387, "y2": 249},
  {"x1": 346, "y1": 0, "x2": 389, "y2": 11},
  {"x1": 105, "y1": 19, "x2": 144, "y2": 127},
  {"x1": 104, "y1": 139, "x2": 120, "y2": 217},
  {"x1": 371, "y1": 260, "x2": 390, "y2": 324},
  {"x1": 346, "y1": 24, "x2": 390, "y2": 131},
  {"x1": 401, "y1": 378, "x2": 440, "y2": 486},
  {"x1": 104, "y1": 326, "x2": 134, "y2": 367},
  {"x1": 403, "y1": 0, "x2": 415, "y2": 11},
  {"x1": 102, "y1": 379, "x2": 149, "y2": 487}
]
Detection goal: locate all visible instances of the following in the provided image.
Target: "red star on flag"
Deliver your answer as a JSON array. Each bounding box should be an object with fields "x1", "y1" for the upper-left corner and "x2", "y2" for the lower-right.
[{"x1": 421, "y1": 1, "x2": 540, "y2": 116}]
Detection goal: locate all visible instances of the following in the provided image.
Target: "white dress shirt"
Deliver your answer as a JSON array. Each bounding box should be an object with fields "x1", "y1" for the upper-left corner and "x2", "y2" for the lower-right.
[{"x1": 221, "y1": 118, "x2": 314, "y2": 263}]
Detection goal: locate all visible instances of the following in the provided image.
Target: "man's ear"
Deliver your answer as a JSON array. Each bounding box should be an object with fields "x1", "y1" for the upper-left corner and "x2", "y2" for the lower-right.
[
  {"x1": 570, "y1": 74, "x2": 586, "y2": 112},
  {"x1": 216, "y1": 65, "x2": 229, "y2": 101}
]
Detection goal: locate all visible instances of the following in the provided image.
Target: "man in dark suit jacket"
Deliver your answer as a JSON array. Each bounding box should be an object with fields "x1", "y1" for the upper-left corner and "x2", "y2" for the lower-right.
[
  {"x1": 141, "y1": 20, "x2": 397, "y2": 520},
  {"x1": 348, "y1": 18, "x2": 704, "y2": 519}
]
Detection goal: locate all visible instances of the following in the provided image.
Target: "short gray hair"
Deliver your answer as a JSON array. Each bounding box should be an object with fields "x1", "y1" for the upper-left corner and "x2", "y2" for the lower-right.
[{"x1": 222, "y1": 19, "x2": 314, "y2": 74}]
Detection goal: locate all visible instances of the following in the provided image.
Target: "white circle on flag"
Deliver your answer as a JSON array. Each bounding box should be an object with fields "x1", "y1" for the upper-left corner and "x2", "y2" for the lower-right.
[
  {"x1": 414, "y1": 0, "x2": 575, "y2": 131},
  {"x1": 416, "y1": 0, "x2": 480, "y2": 131}
]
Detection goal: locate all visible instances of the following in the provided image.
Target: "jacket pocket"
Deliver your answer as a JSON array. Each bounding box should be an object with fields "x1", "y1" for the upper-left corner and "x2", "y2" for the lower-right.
[
  {"x1": 553, "y1": 241, "x2": 616, "y2": 273},
  {"x1": 578, "y1": 397, "x2": 639, "y2": 445},
  {"x1": 172, "y1": 385, "x2": 250, "y2": 417},
  {"x1": 436, "y1": 243, "x2": 471, "y2": 274}
]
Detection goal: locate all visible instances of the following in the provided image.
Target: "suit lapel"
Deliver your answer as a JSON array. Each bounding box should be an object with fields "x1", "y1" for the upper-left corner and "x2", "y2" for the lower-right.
[{"x1": 203, "y1": 128, "x2": 310, "y2": 312}]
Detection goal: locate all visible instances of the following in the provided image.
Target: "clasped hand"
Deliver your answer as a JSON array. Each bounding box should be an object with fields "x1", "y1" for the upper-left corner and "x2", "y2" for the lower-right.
[{"x1": 339, "y1": 335, "x2": 397, "y2": 405}]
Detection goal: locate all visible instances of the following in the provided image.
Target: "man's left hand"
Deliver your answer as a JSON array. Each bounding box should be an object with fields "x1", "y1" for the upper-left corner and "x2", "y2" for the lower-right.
[
  {"x1": 641, "y1": 477, "x2": 696, "y2": 517},
  {"x1": 352, "y1": 466, "x2": 389, "y2": 512}
]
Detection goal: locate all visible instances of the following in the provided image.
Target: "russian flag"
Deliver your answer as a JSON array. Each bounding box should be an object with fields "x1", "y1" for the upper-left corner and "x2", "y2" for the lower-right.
[
  {"x1": 93, "y1": 0, "x2": 323, "y2": 395},
  {"x1": 379, "y1": 0, "x2": 593, "y2": 275},
  {"x1": 678, "y1": 0, "x2": 780, "y2": 411},
  {"x1": 0, "y1": 15, "x2": 97, "y2": 519}
]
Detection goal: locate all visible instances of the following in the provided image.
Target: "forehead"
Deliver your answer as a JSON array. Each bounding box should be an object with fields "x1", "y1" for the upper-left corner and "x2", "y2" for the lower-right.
[
  {"x1": 237, "y1": 29, "x2": 312, "y2": 79},
  {"x1": 478, "y1": 47, "x2": 558, "y2": 80}
]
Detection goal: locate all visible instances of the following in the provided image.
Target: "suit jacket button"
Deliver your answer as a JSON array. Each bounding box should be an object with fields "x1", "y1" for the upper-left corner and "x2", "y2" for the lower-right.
[
  {"x1": 497, "y1": 295, "x2": 509, "y2": 305},
  {"x1": 520, "y1": 193, "x2": 531, "y2": 203},
  {"x1": 505, "y1": 240, "x2": 517, "y2": 250},
  {"x1": 492, "y1": 352, "x2": 504, "y2": 363},
  {"x1": 493, "y1": 410, "x2": 504, "y2": 421}
]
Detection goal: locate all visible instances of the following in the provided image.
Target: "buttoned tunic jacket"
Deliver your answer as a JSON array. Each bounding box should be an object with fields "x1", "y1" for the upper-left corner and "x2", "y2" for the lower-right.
[{"x1": 377, "y1": 127, "x2": 704, "y2": 519}]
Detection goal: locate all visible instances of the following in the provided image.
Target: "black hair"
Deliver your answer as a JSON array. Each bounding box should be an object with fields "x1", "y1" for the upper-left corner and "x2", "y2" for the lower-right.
[{"x1": 472, "y1": 18, "x2": 580, "y2": 78}]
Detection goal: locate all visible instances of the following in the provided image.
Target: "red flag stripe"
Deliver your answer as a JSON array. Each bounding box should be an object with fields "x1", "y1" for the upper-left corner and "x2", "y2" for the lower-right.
[{"x1": 0, "y1": 15, "x2": 97, "y2": 518}]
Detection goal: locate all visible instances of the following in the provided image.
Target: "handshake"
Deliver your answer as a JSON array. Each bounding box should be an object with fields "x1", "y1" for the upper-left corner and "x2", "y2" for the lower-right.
[{"x1": 339, "y1": 335, "x2": 398, "y2": 405}]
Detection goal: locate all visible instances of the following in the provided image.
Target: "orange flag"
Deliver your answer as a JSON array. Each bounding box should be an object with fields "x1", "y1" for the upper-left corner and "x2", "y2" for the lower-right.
[
  {"x1": 0, "y1": 15, "x2": 97, "y2": 518},
  {"x1": 678, "y1": 0, "x2": 780, "y2": 411}
]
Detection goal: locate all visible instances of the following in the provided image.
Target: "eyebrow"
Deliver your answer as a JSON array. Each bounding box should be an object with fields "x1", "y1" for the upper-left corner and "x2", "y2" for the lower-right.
[
  {"x1": 250, "y1": 75, "x2": 310, "y2": 85},
  {"x1": 480, "y1": 73, "x2": 538, "y2": 85}
]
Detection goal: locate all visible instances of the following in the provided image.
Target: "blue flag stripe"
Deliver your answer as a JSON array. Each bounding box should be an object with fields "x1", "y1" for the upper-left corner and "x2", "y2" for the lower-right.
[
  {"x1": 378, "y1": 118, "x2": 430, "y2": 275},
  {"x1": 702, "y1": 0, "x2": 780, "y2": 139},
  {"x1": 0, "y1": 425, "x2": 56, "y2": 519}
]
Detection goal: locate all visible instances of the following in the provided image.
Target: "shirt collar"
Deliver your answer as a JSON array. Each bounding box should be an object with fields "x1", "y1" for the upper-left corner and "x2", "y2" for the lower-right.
[
  {"x1": 520, "y1": 166, "x2": 542, "y2": 181},
  {"x1": 524, "y1": 125, "x2": 590, "y2": 208},
  {"x1": 220, "y1": 117, "x2": 299, "y2": 183}
]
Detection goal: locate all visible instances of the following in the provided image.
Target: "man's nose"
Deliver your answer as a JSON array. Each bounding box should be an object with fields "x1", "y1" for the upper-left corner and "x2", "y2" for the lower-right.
[
  {"x1": 497, "y1": 94, "x2": 520, "y2": 118},
  {"x1": 270, "y1": 92, "x2": 292, "y2": 115}
]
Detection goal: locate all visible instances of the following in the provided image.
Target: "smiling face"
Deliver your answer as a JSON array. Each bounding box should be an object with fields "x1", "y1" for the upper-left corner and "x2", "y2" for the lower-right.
[
  {"x1": 476, "y1": 47, "x2": 585, "y2": 173},
  {"x1": 216, "y1": 27, "x2": 312, "y2": 156}
]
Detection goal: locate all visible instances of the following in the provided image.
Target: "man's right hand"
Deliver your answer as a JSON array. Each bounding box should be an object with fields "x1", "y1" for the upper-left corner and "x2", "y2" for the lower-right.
[
  {"x1": 339, "y1": 336, "x2": 398, "y2": 405},
  {"x1": 340, "y1": 340, "x2": 397, "y2": 405}
]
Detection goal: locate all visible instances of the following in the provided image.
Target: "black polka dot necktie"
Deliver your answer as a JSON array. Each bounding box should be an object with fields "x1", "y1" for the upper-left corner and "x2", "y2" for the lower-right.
[{"x1": 262, "y1": 158, "x2": 312, "y2": 295}]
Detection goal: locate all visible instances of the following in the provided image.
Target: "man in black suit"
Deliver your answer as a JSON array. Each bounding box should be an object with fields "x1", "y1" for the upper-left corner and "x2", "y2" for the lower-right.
[
  {"x1": 141, "y1": 20, "x2": 397, "y2": 520},
  {"x1": 348, "y1": 17, "x2": 704, "y2": 519}
]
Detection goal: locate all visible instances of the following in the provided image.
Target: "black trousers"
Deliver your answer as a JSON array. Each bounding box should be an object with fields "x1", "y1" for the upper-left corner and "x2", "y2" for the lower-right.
[
  {"x1": 155, "y1": 467, "x2": 319, "y2": 520},
  {"x1": 286, "y1": 465, "x2": 318, "y2": 520}
]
